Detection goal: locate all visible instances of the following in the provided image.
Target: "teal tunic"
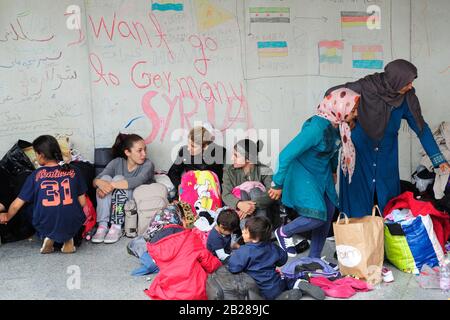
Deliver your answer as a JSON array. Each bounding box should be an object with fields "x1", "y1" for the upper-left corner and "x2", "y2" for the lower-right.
[{"x1": 273, "y1": 116, "x2": 340, "y2": 221}]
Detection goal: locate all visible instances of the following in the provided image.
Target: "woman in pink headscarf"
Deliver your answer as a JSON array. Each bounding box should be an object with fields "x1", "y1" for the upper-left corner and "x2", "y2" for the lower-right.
[{"x1": 268, "y1": 88, "x2": 360, "y2": 259}]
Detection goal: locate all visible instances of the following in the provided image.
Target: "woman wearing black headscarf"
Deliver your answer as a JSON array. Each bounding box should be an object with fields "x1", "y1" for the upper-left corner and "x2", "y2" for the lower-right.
[{"x1": 326, "y1": 59, "x2": 450, "y2": 217}]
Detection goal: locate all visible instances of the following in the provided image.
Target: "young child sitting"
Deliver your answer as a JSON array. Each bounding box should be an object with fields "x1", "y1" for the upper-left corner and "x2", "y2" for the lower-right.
[
  {"x1": 227, "y1": 216, "x2": 325, "y2": 300},
  {"x1": 227, "y1": 216, "x2": 288, "y2": 300},
  {"x1": 206, "y1": 207, "x2": 240, "y2": 263},
  {"x1": 145, "y1": 202, "x2": 221, "y2": 300},
  {"x1": 0, "y1": 135, "x2": 87, "y2": 253}
]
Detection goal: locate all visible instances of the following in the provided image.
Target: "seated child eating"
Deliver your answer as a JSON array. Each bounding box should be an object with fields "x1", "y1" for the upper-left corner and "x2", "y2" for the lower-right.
[{"x1": 207, "y1": 207, "x2": 240, "y2": 262}]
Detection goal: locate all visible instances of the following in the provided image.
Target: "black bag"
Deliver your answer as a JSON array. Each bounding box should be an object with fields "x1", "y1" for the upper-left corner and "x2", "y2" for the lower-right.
[
  {"x1": 94, "y1": 148, "x2": 113, "y2": 177},
  {"x1": 206, "y1": 266, "x2": 263, "y2": 300},
  {"x1": 0, "y1": 140, "x2": 35, "y2": 178},
  {"x1": 0, "y1": 204, "x2": 35, "y2": 244},
  {"x1": 0, "y1": 167, "x2": 35, "y2": 244},
  {"x1": 0, "y1": 167, "x2": 14, "y2": 207},
  {"x1": 69, "y1": 161, "x2": 97, "y2": 208}
]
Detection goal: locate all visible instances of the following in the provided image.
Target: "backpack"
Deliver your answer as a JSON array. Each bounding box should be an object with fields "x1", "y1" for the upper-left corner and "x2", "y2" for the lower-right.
[
  {"x1": 82, "y1": 195, "x2": 97, "y2": 239},
  {"x1": 206, "y1": 265, "x2": 263, "y2": 300},
  {"x1": 280, "y1": 257, "x2": 341, "y2": 281},
  {"x1": 179, "y1": 170, "x2": 222, "y2": 217},
  {"x1": 124, "y1": 183, "x2": 169, "y2": 237},
  {"x1": 154, "y1": 172, "x2": 177, "y2": 201}
]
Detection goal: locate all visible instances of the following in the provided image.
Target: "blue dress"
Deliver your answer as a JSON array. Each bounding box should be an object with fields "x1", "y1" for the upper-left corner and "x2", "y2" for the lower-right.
[{"x1": 340, "y1": 99, "x2": 446, "y2": 217}]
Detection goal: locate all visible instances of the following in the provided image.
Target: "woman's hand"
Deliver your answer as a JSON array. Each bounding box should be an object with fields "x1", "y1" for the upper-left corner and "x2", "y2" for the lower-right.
[
  {"x1": 237, "y1": 201, "x2": 256, "y2": 216},
  {"x1": 439, "y1": 162, "x2": 450, "y2": 174},
  {"x1": 96, "y1": 188, "x2": 107, "y2": 199},
  {"x1": 237, "y1": 209, "x2": 248, "y2": 220},
  {"x1": 96, "y1": 180, "x2": 114, "y2": 195},
  {"x1": 268, "y1": 188, "x2": 282, "y2": 200}
]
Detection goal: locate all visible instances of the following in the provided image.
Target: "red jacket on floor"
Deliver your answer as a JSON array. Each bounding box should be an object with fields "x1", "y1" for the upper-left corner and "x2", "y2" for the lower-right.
[
  {"x1": 383, "y1": 192, "x2": 450, "y2": 251},
  {"x1": 145, "y1": 225, "x2": 221, "y2": 300}
]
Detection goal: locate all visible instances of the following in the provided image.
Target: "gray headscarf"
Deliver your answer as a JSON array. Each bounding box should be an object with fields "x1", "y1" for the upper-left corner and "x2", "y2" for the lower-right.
[{"x1": 326, "y1": 59, "x2": 425, "y2": 141}]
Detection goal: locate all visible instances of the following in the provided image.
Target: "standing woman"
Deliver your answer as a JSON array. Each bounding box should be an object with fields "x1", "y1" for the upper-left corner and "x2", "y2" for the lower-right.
[
  {"x1": 91, "y1": 133, "x2": 155, "y2": 244},
  {"x1": 269, "y1": 88, "x2": 360, "y2": 258},
  {"x1": 327, "y1": 59, "x2": 450, "y2": 217}
]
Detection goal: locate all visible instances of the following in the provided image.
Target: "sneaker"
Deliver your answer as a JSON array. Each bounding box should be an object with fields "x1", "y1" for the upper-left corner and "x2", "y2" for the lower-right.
[
  {"x1": 104, "y1": 225, "x2": 123, "y2": 244},
  {"x1": 61, "y1": 238, "x2": 76, "y2": 254},
  {"x1": 294, "y1": 279, "x2": 326, "y2": 300},
  {"x1": 40, "y1": 237, "x2": 55, "y2": 254},
  {"x1": 321, "y1": 256, "x2": 339, "y2": 271},
  {"x1": 275, "y1": 227, "x2": 297, "y2": 257},
  {"x1": 382, "y1": 267, "x2": 394, "y2": 283},
  {"x1": 91, "y1": 226, "x2": 108, "y2": 243},
  {"x1": 276, "y1": 288, "x2": 303, "y2": 300},
  {"x1": 295, "y1": 240, "x2": 310, "y2": 254}
]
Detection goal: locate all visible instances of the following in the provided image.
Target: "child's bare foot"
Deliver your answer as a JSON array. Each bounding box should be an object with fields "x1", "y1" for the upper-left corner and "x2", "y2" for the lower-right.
[
  {"x1": 40, "y1": 237, "x2": 55, "y2": 254},
  {"x1": 61, "y1": 238, "x2": 76, "y2": 253}
]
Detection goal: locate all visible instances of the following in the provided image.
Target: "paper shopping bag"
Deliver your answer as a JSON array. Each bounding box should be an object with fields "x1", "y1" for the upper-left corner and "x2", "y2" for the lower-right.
[{"x1": 333, "y1": 206, "x2": 384, "y2": 285}]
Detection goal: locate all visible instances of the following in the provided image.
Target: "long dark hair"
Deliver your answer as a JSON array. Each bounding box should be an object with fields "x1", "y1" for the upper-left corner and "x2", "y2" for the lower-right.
[
  {"x1": 32, "y1": 135, "x2": 70, "y2": 171},
  {"x1": 234, "y1": 139, "x2": 264, "y2": 163},
  {"x1": 111, "y1": 133, "x2": 144, "y2": 159},
  {"x1": 245, "y1": 216, "x2": 272, "y2": 242}
]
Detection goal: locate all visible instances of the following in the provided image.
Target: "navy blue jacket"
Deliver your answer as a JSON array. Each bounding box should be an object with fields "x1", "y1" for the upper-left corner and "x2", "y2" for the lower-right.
[{"x1": 228, "y1": 242, "x2": 288, "y2": 300}]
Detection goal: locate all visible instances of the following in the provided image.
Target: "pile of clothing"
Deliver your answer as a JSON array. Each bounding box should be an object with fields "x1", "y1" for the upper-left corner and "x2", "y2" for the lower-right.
[
  {"x1": 418, "y1": 121, "x2": 450, "y2": 212},
  {"x1": 383, "y1": 192, "x2": 450, "y2": 274}
]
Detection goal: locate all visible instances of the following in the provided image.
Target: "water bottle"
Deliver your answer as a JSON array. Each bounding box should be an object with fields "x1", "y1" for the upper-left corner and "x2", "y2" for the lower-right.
[{"x1": 440, "y1": 253, "x2": 450, "y2": 294}]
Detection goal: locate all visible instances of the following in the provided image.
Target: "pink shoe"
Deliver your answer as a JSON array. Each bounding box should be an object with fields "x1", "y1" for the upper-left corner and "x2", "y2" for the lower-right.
[
  {"x1": 382, "y1": 267, "x2": 394, "y2": 283},
  {"x1": 91, "y1": 226, "x2": 108, "y2": 243},
  {"x1": 104, "y1": 224, "x2": 123, "y2": 244}
]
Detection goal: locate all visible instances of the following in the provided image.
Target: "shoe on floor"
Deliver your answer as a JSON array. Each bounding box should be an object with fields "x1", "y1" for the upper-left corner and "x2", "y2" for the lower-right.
[
  {"x1": 104, "y1": 225, "x2": 123, "y2": 244},
  {"x1": 294, "y1": 279, "x2": 326, "y2": 300},
  {"x1": 91, "y1": 226, "x2": 108, "y2": 243},
  {"x1": 275, "y1": 227, "x2": 297, "y2": 257},
  {"x1": 276, "y1": 289, "x2": 303, "y2": 300},
  {"x1": 61, "y1": 238, "x2": 76, "y2": 254},
  {"x1": 382, "y1": 267, "x2": 394, "y2": 283},
  {"x1": 40, "y1": 237, "x2": 55, "y2": 254},
  {"x1": 295, "y1": 240, "x2": 310, "y2": 254},
  {"x1": 321, "y1": 256, "x2": 339, "y2": 271}
]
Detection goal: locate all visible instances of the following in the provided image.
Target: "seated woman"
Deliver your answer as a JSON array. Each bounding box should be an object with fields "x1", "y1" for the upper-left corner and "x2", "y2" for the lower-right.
[
  {"x1": 222, "y1": 139, "x2": 275, "y2": 229},
  {"x1": 91, "y1": 133, "x2": 155, "y2": 244},
  {"x1": 168, "y1": 126, "x2": 226, "y2": 197}
]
